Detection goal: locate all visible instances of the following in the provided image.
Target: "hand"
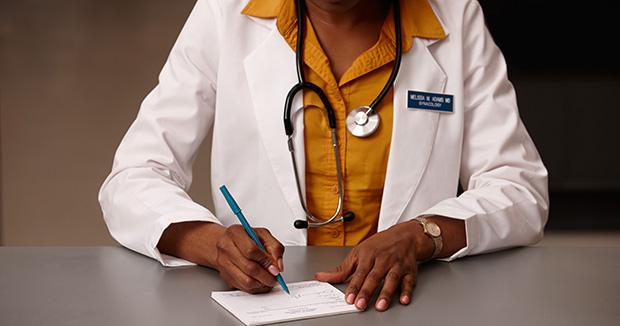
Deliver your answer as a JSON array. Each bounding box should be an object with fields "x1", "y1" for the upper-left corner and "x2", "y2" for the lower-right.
[
  {"x1": 157, "y1": 222, "x2": 285, "y2": 294},
  {"x1": 315, "y1": 221, "x2": 432, "y2": 312},
  {"x1": 214, "y1": 224, "x2": 285, "y2": 294}
]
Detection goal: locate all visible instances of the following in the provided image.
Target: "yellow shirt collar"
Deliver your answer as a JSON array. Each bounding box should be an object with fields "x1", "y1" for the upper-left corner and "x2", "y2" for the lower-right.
[{"x1": 242, "y1": 0, "x2": 447, "y2": 44}]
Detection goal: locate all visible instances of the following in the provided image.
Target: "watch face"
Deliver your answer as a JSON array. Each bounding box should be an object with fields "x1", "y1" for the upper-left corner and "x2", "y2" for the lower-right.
[{"x1": 427, "y1": 223, "x2": 441, "y2": 237}]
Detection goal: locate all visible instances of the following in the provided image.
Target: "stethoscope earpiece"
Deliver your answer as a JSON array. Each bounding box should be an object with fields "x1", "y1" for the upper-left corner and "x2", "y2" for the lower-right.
[
  {"x1": 342, "y1": 211, "x2": 355, "y2": 223},
  {"x1": 293, "y1": 220, "x2": 309, "y2": 229}
]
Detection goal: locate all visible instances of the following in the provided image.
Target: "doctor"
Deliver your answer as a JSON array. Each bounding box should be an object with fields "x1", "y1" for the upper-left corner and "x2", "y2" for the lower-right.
[{"x1": 99, "y1": 0, "x2": 548, "y2": 312}]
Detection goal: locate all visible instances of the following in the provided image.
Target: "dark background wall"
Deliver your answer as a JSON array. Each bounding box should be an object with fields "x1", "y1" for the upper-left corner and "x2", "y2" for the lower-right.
[
  {"x1": 0, "y1": 0, "x2": 618, "y2": 245},
  {"x1": 478, "y1": 0, "x2": 620, "y2": 229}
]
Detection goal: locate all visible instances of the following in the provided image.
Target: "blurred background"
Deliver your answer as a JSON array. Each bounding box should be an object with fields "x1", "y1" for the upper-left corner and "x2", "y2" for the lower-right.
[{"x1": 0, "y1": 0, "x2": 618, "y2": 246}]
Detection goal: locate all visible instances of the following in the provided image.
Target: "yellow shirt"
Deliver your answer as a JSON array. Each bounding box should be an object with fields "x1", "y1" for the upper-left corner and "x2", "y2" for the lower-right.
[{"x1": 243, "y1": 0, "x2": 445, "y2": 245}]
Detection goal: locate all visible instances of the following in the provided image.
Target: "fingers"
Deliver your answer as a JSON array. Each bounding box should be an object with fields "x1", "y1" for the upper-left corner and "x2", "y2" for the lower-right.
[
  {"x1": 228, "y1": 225, "x2": 280, "y2": 275},
  {"x1": 315, "y1": 253, "x2": 357, "y2": 284},
  {"x1": 227, "y1": 240, "x2": 278, "y2": 287},
  {"x1": 218, "y1": 256, "x2": 271, "y2": 294},
  {"x1": 353, "y1": 262, "x2": 386, "y2": 311},
  {"x1": 255, "y1": 228, "x2": 285, "y2": 272},
  {"x1": 343, "y1": 256, "x2": 373, "y2": 306},
  {"x1": 375, "y1": 268, "x2": 402, "y2": 311},
  {"x1": 399, "y1": 273, "x2": 416, "y2": 305},
  {"x1": 215, "y1": 225, "x2": 283, "y2": 294}
]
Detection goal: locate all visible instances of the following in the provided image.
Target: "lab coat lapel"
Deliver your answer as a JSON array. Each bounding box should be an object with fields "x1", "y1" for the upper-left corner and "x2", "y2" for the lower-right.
[
  {"x1": 378, "y1": 37, "x2": 447, "y2": 230},
  {"x1": 243, "y1": 26, "x2": 307, "y2": 222}
]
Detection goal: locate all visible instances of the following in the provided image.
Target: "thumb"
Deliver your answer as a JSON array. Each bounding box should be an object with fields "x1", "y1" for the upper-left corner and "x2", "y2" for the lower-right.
[{"x1": 315, "y1": 256, "x2": 356, "y2": 284}]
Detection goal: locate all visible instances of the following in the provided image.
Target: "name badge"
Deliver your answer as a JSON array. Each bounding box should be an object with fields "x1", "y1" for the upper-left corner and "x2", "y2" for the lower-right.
[{"x1": 407, "y1": 90, "x2": 454, "y2": 113}]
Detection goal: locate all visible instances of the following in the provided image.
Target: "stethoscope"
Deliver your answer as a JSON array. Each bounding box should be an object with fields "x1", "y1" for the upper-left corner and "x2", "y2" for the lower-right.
[{"x1": 283, "y1": 0, "x2": 403, "y2": 229}]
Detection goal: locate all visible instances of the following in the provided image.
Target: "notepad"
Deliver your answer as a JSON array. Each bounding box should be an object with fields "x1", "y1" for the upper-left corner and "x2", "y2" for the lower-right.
[{"x1": 211, "y1": 280, "x2": 359, "y2": 325}]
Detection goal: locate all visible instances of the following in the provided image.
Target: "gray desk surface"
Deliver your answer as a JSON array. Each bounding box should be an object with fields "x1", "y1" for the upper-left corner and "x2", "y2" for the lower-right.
[{"x1": 1, "y1": 246, "x2": 619, "y2": 326}]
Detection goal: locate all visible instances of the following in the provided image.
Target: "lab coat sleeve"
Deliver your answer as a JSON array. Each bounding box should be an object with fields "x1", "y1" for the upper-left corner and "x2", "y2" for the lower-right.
[
  {"x1": 98, "y1": 0, "x2": 222, "y2": 266},
  {"x1": 415, "y1": 0, "x2": 549, "y2": 261}
]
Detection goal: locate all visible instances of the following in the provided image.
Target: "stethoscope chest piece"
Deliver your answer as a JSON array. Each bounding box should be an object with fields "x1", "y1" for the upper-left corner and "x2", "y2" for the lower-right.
[{"x1": 346, "y1": 106, "x2": 379, "y2": 137}]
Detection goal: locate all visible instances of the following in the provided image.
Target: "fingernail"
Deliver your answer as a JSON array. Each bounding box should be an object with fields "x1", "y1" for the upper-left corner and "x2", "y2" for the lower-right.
[
  {"x1": 346, "y1": 293, "x2": 355, "y2": 304},
  {"x1": 278, "y1": 258, "x2": 284, "y2": 272},
  {"x1": 400, "y1": 295, "x2": 410, "y2": 305},
  {"x1": 355, "y1": 298, "x2": 367, "y2": 310},
  {"x1": 376, "y1": 298, "x2": 388, "y2": 311},
  {"x1": 267, "y1": 265, "x2": 280, "y2": 276}
]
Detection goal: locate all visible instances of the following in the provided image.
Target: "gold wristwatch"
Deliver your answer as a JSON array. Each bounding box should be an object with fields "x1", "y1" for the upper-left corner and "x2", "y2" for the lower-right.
[{"x1": 413, "y1": 217, "x2": 443, "y2": 260}]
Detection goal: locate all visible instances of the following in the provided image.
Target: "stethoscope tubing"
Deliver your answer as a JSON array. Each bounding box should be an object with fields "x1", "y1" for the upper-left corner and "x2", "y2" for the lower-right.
[{"x1": 284, "y1": 0, "x2": 402, "y2": 228}]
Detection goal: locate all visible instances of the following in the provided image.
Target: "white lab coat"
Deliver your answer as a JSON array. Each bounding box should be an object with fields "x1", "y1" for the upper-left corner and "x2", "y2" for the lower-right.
[{"x1": 98, "y1": 0, "x2": 549, "y2": 266}]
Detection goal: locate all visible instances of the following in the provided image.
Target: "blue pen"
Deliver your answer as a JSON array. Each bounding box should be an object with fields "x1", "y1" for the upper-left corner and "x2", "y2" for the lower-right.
[{"x1": 219, "y1": 185, "x2": 290, "y2": 295}]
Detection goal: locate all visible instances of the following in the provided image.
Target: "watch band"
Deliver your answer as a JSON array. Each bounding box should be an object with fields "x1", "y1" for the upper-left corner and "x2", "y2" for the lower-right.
[{"x1": 414, "y1": 217, "x2": 443, "y2": 260}]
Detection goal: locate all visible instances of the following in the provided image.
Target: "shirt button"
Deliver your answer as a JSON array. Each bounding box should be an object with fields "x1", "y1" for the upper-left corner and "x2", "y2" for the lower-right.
[{"x1": 331, "y1": 230, "x2": 341, "y2": 238}]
